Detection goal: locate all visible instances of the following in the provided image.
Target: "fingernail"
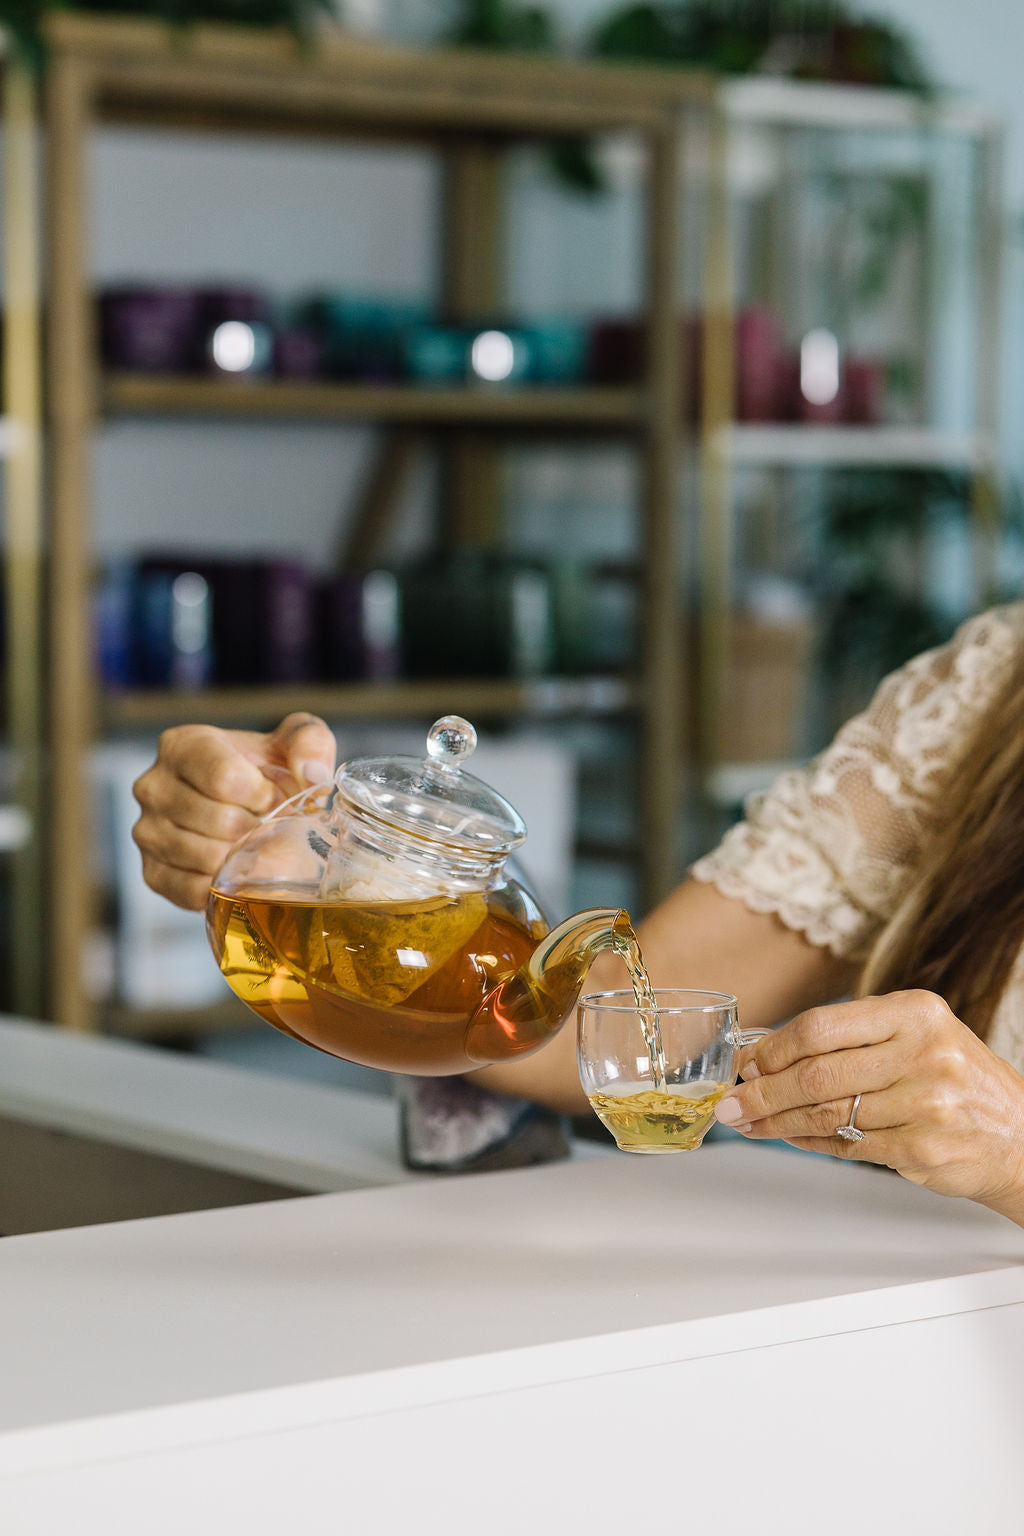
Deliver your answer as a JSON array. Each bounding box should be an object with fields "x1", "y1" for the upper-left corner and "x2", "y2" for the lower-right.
[
  {"x1": 733, "y1": 1123, "x2": 752, "y2": 1135},
  {"x1": 715, "y1": 1097, "x2": 743, "y2": 1125},
  {"x1": 299, "y1": 759, "x2": 334, "y2": 787},
  {"x1": 742, "y1": 1060, "x2": 761, "y2": 1079}
]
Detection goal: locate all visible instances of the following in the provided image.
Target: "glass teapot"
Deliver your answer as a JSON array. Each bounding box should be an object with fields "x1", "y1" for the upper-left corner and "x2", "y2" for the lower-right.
[{"x1": 206, "y1": 716, "x2": 637, "y2": 1075}]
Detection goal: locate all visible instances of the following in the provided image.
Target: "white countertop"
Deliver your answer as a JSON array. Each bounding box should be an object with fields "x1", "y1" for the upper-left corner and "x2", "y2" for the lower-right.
[
  {"x1": 0, "y1": 1014, "x2": 412, "y2": 1192},
  {"x1": 3, "y1": 1136, "x2": 1022, "y2": 1472},
  {"x1": 4, "y1": 1015, "x2": 1024, "y2": 1533}
]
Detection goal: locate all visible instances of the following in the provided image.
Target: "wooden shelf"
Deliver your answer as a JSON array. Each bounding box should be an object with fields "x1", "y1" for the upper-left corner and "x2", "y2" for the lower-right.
[
  {"x1": 101, "y1": 998, "x2": 255, "y2": 1040},
  {"x1": 103, "y1": 374, "x2": 646, "y2": 431},
  {"x1": 100, "y1": 676, "x2": 639, "y2": 730},
  {"x1": 48, "y1": 12, "x2": 710, "y2": 142}
]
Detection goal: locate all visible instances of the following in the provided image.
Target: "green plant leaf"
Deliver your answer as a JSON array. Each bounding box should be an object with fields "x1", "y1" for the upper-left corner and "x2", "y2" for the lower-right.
[{"x1": 589, "y1": 1, "x2": 935, "y2": 90}]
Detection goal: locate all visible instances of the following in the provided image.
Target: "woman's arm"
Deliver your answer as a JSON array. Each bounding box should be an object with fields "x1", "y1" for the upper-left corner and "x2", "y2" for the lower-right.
[{"x1": 468, "y1": 877, "x2": 858, "y2": 1115}]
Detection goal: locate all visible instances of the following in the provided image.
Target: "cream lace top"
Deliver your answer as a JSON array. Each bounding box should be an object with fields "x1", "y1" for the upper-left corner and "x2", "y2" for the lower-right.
[{"x1": 691, "y1": 602, "x2": 1024, "y2": 1071}]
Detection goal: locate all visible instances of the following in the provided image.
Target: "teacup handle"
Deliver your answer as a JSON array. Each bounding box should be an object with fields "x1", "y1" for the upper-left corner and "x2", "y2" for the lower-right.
[{"x1": 731, "y1": 1027, "x2": 770, "y2": 1048}]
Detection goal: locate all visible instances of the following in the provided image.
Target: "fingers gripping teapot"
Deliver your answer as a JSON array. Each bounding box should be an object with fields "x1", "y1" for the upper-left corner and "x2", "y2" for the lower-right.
[{"x1": 206, "y1": 716, "x2": 636, "y2": 1075}]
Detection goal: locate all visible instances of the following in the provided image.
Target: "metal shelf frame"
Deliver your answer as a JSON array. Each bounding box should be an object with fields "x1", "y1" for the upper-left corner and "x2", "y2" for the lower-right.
[{"x1": 697, "y1": 78, "x2": 1005, "y2": 780}]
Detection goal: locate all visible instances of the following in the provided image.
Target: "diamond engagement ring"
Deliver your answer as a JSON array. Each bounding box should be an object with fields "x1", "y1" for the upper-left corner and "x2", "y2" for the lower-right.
[{"x1": 834, "y1": 1092, "x2": 866, "y2": 1143}]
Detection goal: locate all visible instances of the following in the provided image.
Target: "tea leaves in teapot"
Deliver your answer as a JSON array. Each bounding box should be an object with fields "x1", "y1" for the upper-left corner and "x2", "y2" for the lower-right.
[{"x1": 307, "y1": 893, "x2": 489, "y2": 1006}]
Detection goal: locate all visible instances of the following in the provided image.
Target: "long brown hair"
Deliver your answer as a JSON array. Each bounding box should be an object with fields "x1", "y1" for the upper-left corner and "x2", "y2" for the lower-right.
[{"x1": 859, "y1": 652, "x2": 1024, "y2": 1040}]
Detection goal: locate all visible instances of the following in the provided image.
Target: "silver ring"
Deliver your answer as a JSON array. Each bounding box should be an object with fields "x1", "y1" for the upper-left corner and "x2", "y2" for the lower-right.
[{"x1": 834, "y1": 1092, "x2": 866, "y2": 1143}]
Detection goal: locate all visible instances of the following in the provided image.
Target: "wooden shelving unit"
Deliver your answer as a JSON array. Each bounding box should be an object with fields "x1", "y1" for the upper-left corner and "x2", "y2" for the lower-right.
[{"x1": 41, "y1": 14, "x2": 711, "y2": 1032}]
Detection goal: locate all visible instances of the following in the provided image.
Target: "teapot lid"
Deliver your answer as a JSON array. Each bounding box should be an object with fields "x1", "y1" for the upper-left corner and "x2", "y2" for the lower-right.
[{"x1": 333, "y1": 716, "x2": 527, "y2": 856}]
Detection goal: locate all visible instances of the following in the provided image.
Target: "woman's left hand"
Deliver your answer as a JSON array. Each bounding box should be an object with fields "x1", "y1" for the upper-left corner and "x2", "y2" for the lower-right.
[{"x1": 713, "y1": 990, "x2": 1024, "y2": 1219}]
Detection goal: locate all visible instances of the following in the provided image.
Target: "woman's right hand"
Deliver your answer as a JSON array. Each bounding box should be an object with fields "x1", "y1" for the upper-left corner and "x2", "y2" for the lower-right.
[{"x1": 132, "y1": 713, "x2": 337, "y2": 910}]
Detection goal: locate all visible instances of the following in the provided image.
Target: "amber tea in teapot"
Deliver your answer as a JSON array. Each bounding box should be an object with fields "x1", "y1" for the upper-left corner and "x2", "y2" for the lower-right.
[
  {"x1": 205, "y1": 717, "x2": 659, "y2": 1077},
  {"x1": 208, "y1": 881, "x2": 577, "y2": 1075}
]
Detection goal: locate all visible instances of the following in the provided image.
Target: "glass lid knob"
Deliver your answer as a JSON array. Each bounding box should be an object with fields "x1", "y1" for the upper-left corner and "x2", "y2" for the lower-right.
[{"x1": 426, "y1": 715, "x2": 477, "y2": 771}]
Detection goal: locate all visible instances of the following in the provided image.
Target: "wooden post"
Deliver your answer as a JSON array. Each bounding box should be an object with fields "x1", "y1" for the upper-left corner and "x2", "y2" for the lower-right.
[
  {"x1": 443, "y1": 140, "x2": 504, "y2": 319},
  {"x1": 639, "y1": 119, "x2": 683, "y2": 907},
  {"x1": 334, "y1": 429, "x2": 424, "y2": 570},
  {"x1": 2, "y1": 57, "x2": 45, "y2": 1017},
  {"x1": 971, "y1": 122, "x2": 1005, "y2": 604},
  {"x1": 441, "y1": 140, "x2": 504, "y2": 548},
  {"x1": 46, "y1": 52, "x2": 98, "y2": 1031},
  {"x1": 697, "y1": 101, "x2": 736, "y2": 794}
]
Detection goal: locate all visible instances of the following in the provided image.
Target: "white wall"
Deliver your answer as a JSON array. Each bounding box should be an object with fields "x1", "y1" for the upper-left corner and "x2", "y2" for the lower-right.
[
  {"x1": 889, "y1": 0, "x2": 1024, "y2": 475},
  {"x1": 875, "y1": 0, "x2": 1024, "y2": 209},
  {"x1": 876, "y1": 0, "x2": 1024, "y2": 473}
]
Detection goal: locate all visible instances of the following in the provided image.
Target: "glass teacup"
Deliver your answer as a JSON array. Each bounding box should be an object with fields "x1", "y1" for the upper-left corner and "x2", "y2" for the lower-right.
[{"x1": 577, "y1": 988, "x2": 767, "y2": 1153}]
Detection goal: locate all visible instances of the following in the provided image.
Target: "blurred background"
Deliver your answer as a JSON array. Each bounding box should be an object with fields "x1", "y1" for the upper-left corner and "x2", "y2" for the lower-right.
[{"x1": 1, "y1": 0, "x2": 1021, "y2": 1088}]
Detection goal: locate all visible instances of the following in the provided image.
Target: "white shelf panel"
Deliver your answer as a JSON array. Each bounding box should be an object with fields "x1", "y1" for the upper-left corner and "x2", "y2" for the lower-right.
[
  {"x1": 519, "y1": 676, "x2": 636, "y2": 715},
  {"x1": 719, "y1": 424, "x2": 990, "y2": 470},
  {"x1": 0, "y1": 804, "x2": 32, "y2": 852},
  {"x1": 0, "y1": 417, "x2": 24, "y2": 458},
  {"x1": 720, "y1": 77, "x2": 998, "y2": 137}
]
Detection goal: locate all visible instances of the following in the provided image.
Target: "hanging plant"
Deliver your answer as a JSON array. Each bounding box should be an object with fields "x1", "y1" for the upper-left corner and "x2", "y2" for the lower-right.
[
  {"x1": 808, "y1": 467, "x2": 976, "y2": 729},
  {"x1": 589, "y1": 1, "x2": 933, "y2": 92},
  {"x1": 66, "y1": 0, "x2": 332, "y2": 28},
  {"x1": 0, "y1": 2, "x2": 55, "y2": 64},
  {"x1": 445, "y1": 0, "x2": 605, "y2": 194},
  {"x1": 444, "y1": 0, "x2": 935, "y2": 194},
  {"x1": 0, "y1": 0, "x2": 333, "y2": 66},
  {"x1": 446, "y1": 0, "x2": 556, "y2": 53}
]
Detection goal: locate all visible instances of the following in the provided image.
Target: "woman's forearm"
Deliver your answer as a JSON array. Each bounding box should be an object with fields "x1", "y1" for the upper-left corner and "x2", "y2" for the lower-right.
[{"x1": 469, "y1": 878, "x2": 855, "y2": 1113}]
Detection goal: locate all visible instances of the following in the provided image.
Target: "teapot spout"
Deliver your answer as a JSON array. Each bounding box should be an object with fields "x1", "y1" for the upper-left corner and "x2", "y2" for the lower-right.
[
  {"x1": 464, "y1": 907, "x2": 635, "y2": 1066},
  {"x1": 527, "y1": 906, "x2": 633, "y2": 990}
]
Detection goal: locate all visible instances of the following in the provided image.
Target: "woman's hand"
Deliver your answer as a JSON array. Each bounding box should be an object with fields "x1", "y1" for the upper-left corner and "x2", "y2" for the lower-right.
[
  {"x1": 713, "y1": 990, "x2": 1024, "y2": 1220},
  {"x1": 132, "y1": 713, "x2": 336, "y2": 911}
]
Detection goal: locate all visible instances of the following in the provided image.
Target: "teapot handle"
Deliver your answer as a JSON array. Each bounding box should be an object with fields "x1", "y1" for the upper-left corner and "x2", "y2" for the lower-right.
[{"x1": 261, "y1": 777, "x2": 335, "y2": 823}]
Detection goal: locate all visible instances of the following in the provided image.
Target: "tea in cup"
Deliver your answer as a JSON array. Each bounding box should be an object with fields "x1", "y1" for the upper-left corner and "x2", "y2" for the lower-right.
[{"x1": 577, "y1": 988, "x2": 767, "y2": 1153}]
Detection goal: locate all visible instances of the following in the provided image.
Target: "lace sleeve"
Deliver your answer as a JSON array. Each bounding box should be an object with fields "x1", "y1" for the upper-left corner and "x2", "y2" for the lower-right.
[{"x1": 691, "y1": 604, "x2": 1024, "y2": 959}]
